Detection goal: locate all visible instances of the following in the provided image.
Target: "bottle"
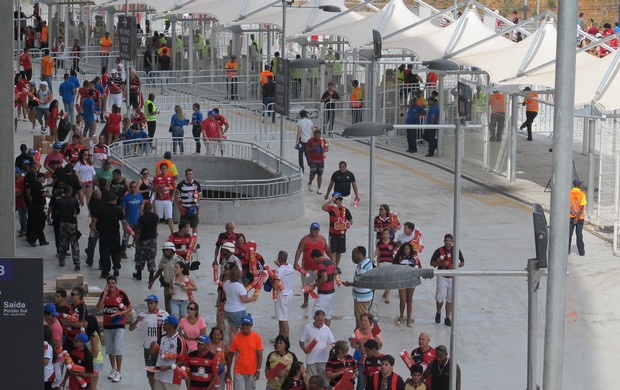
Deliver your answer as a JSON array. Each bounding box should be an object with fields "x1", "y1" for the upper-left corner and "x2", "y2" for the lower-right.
[
  {"x1": 334, "y1": 274, "x2": 343, "y2": 287},
  {"x1": 305, "y1": 338, "x2": 319, "y2": 353},
  {"x1": 399, "y1": 350, "x2": 413, "y2": 369}
]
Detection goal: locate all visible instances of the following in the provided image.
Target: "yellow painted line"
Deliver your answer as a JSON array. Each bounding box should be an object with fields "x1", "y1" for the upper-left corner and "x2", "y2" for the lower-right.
[{"x1": 334, "y1": 141, "x2": 529, "y2": 210}]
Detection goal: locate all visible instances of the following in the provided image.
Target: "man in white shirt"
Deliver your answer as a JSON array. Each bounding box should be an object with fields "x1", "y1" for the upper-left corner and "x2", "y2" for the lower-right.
[
  {"x1": 129, "y1": 294, "x2": 169, "y2": 390},
  {"x1": 153, "y1": 315, "x2": 187, "y2": 389},
  {"x1": 296, "y1": 109, "x2": 315, "y2": 173},
  {"x1": 299, "y1": 310, "x2": 335, "y2": 387},
  {"x1": 396, "y1": 222, "x2": 416, "y2": 247},
  {"x1": 343, "y1": 246, "x2": 374, "y2": 329},
  {"x1": 274, "y1": 250, "x2": 294, "y2": 338}
]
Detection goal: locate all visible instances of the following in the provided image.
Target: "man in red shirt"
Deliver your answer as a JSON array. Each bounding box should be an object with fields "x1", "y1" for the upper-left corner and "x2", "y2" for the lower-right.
[
  {"x1": 19, "y1": 48, "x2": 33, "y2": 80},
  {"x1": 212, "y1": 108, "x2": 230, "y2": 135},
  {"x1": 294, "y1": 223, "x2": 333, "y2": 309},
  {"x1": 202, "y1": 110, "x2": 223, "y2": 155},
  {"x1": 309, "y1": 250, "x2": 336, "y2": 326},
  {"x1": 212, "y1": 222, "x2": 239, "y2": 266},
  {"x1": 96, "y1": 275, "x2": 132, "y2": 383},
  {"x1": 305, "y1": 129, "x2": 329, "y2": 195},
  {"x1": 152, "y1": 163, "x2": 175, "y2": 235},
  {"x1": 64, "y1": 134, "x2": 84, "y2": 164},
  {"x1": 321, "y1": 192, "x2": 352, "y2": 273},
  {"x1": 168, "y1": 220, "x2": 193, "y2": 261}
]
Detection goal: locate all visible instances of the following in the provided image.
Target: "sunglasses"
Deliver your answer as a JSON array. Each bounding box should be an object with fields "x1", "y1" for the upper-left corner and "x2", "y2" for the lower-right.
[
  {"x1": 70, "y1": 292, "x2": 77, "y2": 296},
  {"x1": 187, "y1": 307, "x2": 197, "y2": 311}
]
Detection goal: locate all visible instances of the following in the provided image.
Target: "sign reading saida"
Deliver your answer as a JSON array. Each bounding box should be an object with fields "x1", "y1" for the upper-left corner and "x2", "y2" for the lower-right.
[
  {"x1": 0, "y1": 258, "x2": 43, "y2": 388},
  {"x1": 118, "y1": 14, "x2": 137, "y2": 61},
  {"x1": 275, "y1": 59, "x2": 290, "y2": 116}
]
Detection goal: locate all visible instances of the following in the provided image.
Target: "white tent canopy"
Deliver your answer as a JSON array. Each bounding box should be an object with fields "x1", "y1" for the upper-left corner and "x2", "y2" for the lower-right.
[
  {"x1": 232, "y1": 0, "x2": 363, "y2": 37},
  {"x1": 306, "y1": 0, "x2": 423, "y2": 49},
  {"x1": 93, "y1": 0, "x2": 191, "y2": 12},
  {"x1": 161, "y1": 0, "x2": 278, "y2": 23},
  {"x1": 383, "y1": 6, "x2": 496, "y2": 61}
]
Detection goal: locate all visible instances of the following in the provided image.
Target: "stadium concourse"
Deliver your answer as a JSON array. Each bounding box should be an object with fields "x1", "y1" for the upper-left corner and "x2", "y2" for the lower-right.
[{"x1": 16, "y1": 109, "x2": 620, "y2": 389}]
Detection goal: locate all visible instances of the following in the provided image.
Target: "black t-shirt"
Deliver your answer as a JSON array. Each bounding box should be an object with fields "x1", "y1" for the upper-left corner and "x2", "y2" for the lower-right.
[
  {"x1": 94, "y1": 202, "x2": 125, "y2": 236},
  {"x1": 56, "y1": 195, "x2": 81, "y2": 223},
  {"x1": 321, "y1": 90, "x2": 341, "y2": 110},
  {"x1": 29, "y1": 180, "x2": 46, "y2": 207},
  {"x1": 136, "y1": 211, "x2": 159, "y2": 241},
  {"x1": 330, "y1": 170, "x2": 356, "y2": 197},
  {"x1": 159, "y1": 55, "x2": 171, "y2": 71},
  {"x1": 88, "y1": 196, "x2": 104, "y2": 218},
  {"x1": 15, "y1": 154, "x2": 34, "y2": 170}
]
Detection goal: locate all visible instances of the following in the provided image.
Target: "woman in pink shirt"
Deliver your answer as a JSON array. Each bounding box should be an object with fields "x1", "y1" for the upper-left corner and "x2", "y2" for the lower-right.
[{"x1": 179, "y1": 302, "x2": 207, "y2": 352}]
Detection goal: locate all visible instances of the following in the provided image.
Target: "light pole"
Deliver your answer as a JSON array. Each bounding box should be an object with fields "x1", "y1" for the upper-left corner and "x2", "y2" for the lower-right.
[
  {"x1": 277, "y1": 1, "x2": 340, "y2": 159},
  {"x1": 342, "y1": 122, "x2": 392, "y2": 257}
]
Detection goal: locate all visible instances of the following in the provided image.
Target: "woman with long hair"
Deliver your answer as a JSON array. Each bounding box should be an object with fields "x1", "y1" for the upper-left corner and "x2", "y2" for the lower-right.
[
  {"x1": 325, "y1": 340, "x2": 357, "y2": 389},
  {"x1": 47, "y1": 99, "x2": 59, "y2": 140},
  {"x1": 393, "y1": 242, "x2": 421, "y2": 327},
  {"x1": 374, "y1": 228, "x2": 398, "y2": 303},
  {"x1": 374, "y1": 204, "x2": 396, "y2": 242},
  {"x1": 137, "y1": 167, "x2": 152, "y2": 202},
  {"x1": 179, "y1": 302, "x2": 207, "y2": 353},
  {"x1": 74, "y1": 149, "x2": 96, "y2": 205},
  {"x1": 223, "y1": 267, "x2": 257, "y2": 343},
  {"x1": 85, "y1": 315, "x2": 103, "y2": 390},
  {"x1": 170, "y1": 104, "x2": 189, "y2": 154},
  {"x1": 208, "y1": 327, "x2": 228, "y2": 390},
  {"x1": 266, "y1": 335, "x2": 298, "y2": 390},
  {"x1": 170, "y1": 260, "x2": 197, "y2": 319},
  {"x1": 281, "y1": 361, "x2": 308, "y2": 390}
]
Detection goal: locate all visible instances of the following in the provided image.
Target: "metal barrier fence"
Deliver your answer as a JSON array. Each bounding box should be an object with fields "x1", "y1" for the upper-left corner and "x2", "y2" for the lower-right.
[{"x1": 108, "y1": 138, "x2": 302, "y2": 200}]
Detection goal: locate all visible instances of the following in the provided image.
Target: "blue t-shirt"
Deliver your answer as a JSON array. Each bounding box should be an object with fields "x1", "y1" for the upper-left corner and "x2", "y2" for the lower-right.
[
  {"x1": 58, "y1": 81, "x2": 75, "y2": 104},
  {"x1": 82, "y1": 97, "x2": 96, "y2": 121},
  {"x1": 69, "y1": 76, "x2": 80, "y2": 90},
  {"x1": 95, "y1": 83, "x2": 105, "y2": 96},
  {"x1": 406, "y1": 104, "x2": 425, "y2": 125},
  {"x1": 121, "y1": 193, "x2": 143, "y2": 226},
  {"x1": 426, "y1": 104, "x2": 439, "y2": 125},
  {"x1": 192, "y1": 111, "x2": 203, "y2": 127},
  {"x1": 125, "y1": 129, "x2": 149, "y2": 143}
]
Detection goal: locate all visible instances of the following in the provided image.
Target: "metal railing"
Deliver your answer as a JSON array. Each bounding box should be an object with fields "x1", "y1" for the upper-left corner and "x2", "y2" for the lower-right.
[{"x1": 108, "y1": 138, "x2": 302, "y2": 200}]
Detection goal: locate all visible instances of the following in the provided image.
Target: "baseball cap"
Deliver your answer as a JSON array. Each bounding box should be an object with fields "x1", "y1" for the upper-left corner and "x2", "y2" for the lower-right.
[
  {"x1": 76, "y1": 333, "x2": 90, "y2": 343},
  {"x1": 196, "y1": 335, "x2": 211, "y2": 344},
  {"x1": 144, "y1": 295, "x2": 159, "y2": 302},
  {"x1": 15, "y1": 167, "x2": 21, "y2": 174},
  {"x1": 27, "y1": 149, "x2": 36, "y2": 155},
  {"x1": 40, "y1": 81, "x2": 48, "y2": 87},
  {"x1": 310, "y1": 222, "x2": 320, "y2": 230},
  {"x1": 53, "y1": 142, "x2": 62, "y2": 149},
  {"x1": 163, "y1": 315, "x2": 179, "y2": 327},
  {"x1": 573, "y1": 179, "x2": 584, "y2": 186},
  {"x1": 241, "y1": 314, "x2": 253, "y2": 325},
  {"x1": 207, "y1": 110, "x2": 216, "y2": 116},
  {"x1": 221, "y1": 242, "x2": 235, "y2": 252},
  {"x1": 43, "y1": 303, "x2": 58, "y2": 316},
  {"x1": 332, "y1": 192, "x2": 343, "y2": 199},
  {"x1": 111, "y1": 69, "x2": 117, "y2": 74}
]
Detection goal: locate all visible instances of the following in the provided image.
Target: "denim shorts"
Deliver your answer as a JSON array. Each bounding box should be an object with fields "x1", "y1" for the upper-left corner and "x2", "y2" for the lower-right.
[{"x1": 225, "y1": 310, "x2": 246, "y2": 327}]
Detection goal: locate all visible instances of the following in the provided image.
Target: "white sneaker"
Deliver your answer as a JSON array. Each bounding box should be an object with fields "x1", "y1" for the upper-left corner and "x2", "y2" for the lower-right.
[
  {"x1": 107, "y1": 369, "x2": 116, "y2": 379},
  {"x1": 112, "y1": 371, "x2": 122, "y2": 382},
  {"x1": 316, "y1": 189, "x2": 322, "y2": 195},
  {"x1": 308, "y1": 183, "x2": 313, "y2": 192}
]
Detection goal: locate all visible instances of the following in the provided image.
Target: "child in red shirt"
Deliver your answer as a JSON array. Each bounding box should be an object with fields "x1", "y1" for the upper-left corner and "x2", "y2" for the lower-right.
[
  {"x1": 47, "y1": 99, "x2": 60, "y2": 139},
  {"x1": 106, "y1": 104, "x2": 122, "y2": 144}
]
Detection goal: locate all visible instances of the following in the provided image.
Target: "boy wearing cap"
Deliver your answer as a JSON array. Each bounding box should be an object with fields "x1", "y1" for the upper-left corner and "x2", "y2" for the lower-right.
[
  {"x1": 226, "y1": 315, "x2": 264, "y2": 390},
  {"x1": 569, "y1": 179, "x2": 587, "y2": 256},
  {"x1": 61, "y1": 332, "x2": 95, "y2": 390},
  {"x1": 187, "y1": 335, "x2": 219, "y2": 390},
  {"x1": 150, "y1": 242, "x2": 185, "y2": 313},
  {"x1": 152, "y1": 315, "x2": 188, "y2": 389},
  {"x1": 130, "y1": 294, "x2": 169, "y2": 389},
  {"x1": 321, "y1": 192, "x2": 352, "y2": 273}
]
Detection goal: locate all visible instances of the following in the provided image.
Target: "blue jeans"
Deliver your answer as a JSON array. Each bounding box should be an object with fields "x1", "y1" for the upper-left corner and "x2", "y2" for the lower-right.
[
  {"x1": 569, "y1": 218, "x2": 585, "y2": 255},
  {"x1": 17, "y1": 208, "x2": 27, "y2": 233},
  {"x1": 63, "y1": 101, "x2": 75, "y2": 124},
  {"x1": 172, "y1": 125, "x2": 185, "y2": 154},
  {"x1": 170, "y1": 298, "x2": 189, "y2": 318}
]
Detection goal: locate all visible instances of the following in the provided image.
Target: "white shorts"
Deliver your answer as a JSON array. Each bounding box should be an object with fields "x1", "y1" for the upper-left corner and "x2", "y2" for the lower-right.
[
  {"x1": 313, "y1": 292, "x2": 335, "y2": 319},
  {"x1": 154, "y1": 200, "x2": 173, "y2": 219},
  {"x1": 52, "y1": 361, "x2": 64, "y2": 387},
  {"x1": 301, "y1": 270, "x2": 317, "y2": 287},
  {"x1": 275, "y1": 294, "x2": 292, "y2": 321},
  {"x1": 435, "y1": 276, "x2": 453, "y2": 303},
  {"x1": 108, "y1": 93, "x2": 123, "y2": 111}
]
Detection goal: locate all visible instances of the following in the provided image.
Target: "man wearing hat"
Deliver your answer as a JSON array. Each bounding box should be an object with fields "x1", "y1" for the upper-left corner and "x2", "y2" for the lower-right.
[
  {"x1": 150, "y1": 242, "x2": 185, "y2": 313},
  {"x1": 213, "y1": 222, "x2": 241, "y2": 266},
  {"x1": 44, "y1": 303, "x2": 64, "y2": 389},
  {"x1": 130, "y1": 294, "x2": 169, "y2": 389},
  {"x1": 43, "y1": 141, "x2": 65, "y2": 174},
  {"x1": 15, "y1": 144, "x2": 35, "y2": 171},
  {"x1": 569, "y1": 179, "x2": 587, "y2": 256},
  {"x1": 152, "y1": 315, "x2": 188, "y2": 389},
  {"x1": 220, "y1": 241, "x2": 242, "y2": 270},
  {"x1": 294, "y1": 222, "x2": 333, "y2": 308},
  {"x1": 187, "y1": 335, "x2": 220, "y2": 390},
  {"x1": 321, "y1": 192, "x2": 353, "y2": 273},
  {"x1": 226, "y1": 314, "x2": 264, "y2": 390},
  {"x1": 61, "y1": 332, "x2": 95, "y2": 389}
]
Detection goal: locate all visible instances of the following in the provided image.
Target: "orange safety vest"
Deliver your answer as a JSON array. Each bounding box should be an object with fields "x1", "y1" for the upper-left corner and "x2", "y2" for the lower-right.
[
  {"x1": 351, "y1": 86, "x2": 363, "y2": 108},
  {"x1": 526, "y1": 93, "x2": 539, "y2": 112},
  {"x1": 260, "y1": 70, "x2": 273, "y2": 85},
  {"x1": 226, "y1": 61, "x2": 239, "y2": 78},
  {"x1": 41, "y1": 56, "x2": 54, "y2": 77},
  {"x1": 490, "y1": 92, "x2": 505, "y2": 113},
  {"x1": 100, "y1": 36, "x2": 113, "y2": 54},
  {"x1": 41, "y1": 26, "x2": 48, "y2": 42},
  {"x1": 569, "y1": 188, "x2": 586, "y2": 219}
]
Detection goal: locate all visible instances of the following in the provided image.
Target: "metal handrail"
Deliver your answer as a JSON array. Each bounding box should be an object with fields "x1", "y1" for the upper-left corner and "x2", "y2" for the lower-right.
[{"x1": 108, "y1": 138, "x2": 302, "y2": 200}]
